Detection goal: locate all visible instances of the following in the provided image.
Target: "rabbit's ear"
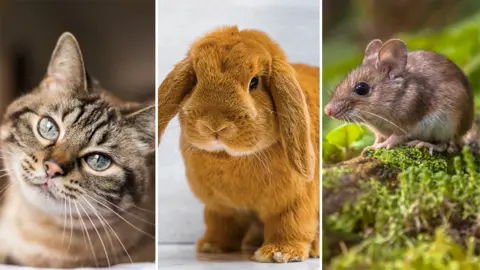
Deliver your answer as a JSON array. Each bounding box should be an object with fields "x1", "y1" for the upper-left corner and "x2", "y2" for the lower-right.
[
  {"x1": 270, "y1": 60, "x2": 315, "y2": 181},
  {"x1": 157, "y1": 57, "x2": 195, "y2": 143}
]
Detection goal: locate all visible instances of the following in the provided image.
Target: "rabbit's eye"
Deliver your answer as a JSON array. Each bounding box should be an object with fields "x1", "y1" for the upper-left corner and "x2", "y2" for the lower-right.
[
  {"x1": 352, "y1": 82, "x2": 370, "y2": 96},
  {"x1": 249, "y1": 76, "x2": 259, "y2": 92}
]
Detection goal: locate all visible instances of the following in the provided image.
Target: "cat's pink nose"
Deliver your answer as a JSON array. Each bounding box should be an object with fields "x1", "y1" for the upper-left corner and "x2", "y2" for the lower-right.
[{"x1": 44, "y1": 160, "x2": 64, "y2": 178}]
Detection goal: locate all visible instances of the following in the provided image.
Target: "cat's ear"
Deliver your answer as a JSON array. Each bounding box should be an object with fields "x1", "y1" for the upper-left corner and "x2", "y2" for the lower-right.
[
  {"x1": 41, "y1": 32, "x2": 87, "y2": 94},
  {"x1": 123, "y1": 104, "x2": 155, "y2": 155}
]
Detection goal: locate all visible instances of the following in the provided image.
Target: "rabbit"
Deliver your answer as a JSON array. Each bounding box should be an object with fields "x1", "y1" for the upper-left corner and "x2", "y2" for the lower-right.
[{"x1": 158, "y1": 26, "x2": 319, "y2": 263}]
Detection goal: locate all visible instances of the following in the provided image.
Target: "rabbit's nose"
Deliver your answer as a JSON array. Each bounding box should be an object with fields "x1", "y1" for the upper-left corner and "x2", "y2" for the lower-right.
[{"x1": 198, "y1": 120, "x2": 233, "y2": 134}]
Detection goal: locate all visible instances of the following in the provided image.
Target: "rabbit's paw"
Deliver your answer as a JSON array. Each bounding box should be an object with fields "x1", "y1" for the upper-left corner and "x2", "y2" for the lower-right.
[
  {"x1": 196, "y1": 236, "x2": 241, "y2": 253},
  {"x1": 309, "y1": 238, "x2": 320, "y2": 258},
  {"x1": 252, "y1": 243, "x2": 309, "y2": 263}
]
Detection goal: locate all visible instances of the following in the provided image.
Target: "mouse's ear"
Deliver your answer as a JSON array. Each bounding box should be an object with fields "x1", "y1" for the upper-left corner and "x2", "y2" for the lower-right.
[
  {"x1": 376, "y1": 39, "x2": 408, "y2": 79},
  {"x1": 362, "y1": 39, "x2": 383, "y2": 65}
]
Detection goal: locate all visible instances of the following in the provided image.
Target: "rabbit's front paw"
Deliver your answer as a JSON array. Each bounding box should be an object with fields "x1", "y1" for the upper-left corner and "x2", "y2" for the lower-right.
[
  {"x1": 252, "y1": 243, "x2": 309, "y2": 263},
  {"x1": 196, "y1": 236, "x2": 241, "y2": 253},
  {"x1": 309, "y1": 237, "x2": 320, "y2": 258}
]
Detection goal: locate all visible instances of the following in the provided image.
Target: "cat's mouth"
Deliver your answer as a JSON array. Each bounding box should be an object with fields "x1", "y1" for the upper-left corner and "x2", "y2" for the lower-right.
[{"x1": 26, "y1": 179, "x2": 61, "y2": 200}]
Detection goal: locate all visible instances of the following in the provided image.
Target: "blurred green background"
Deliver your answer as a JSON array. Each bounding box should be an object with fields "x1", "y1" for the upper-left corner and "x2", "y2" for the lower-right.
[{"x1": 323, "y1": 0, "x2": 480, "y2": 136}]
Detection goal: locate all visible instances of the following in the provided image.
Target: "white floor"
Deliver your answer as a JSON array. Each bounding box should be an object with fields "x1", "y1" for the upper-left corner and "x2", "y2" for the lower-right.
[{"x1": 157, "y1": 245, "x2": 320, "y2": 270}]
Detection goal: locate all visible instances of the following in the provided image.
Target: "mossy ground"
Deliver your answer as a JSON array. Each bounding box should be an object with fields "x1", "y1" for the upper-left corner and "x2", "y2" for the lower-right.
[
  {"x1": 368, "y1": 146, "x2": 449, "y2": 172},
  {"x1": 324, "y1": 146, "x2": 480, "y2": 270}
]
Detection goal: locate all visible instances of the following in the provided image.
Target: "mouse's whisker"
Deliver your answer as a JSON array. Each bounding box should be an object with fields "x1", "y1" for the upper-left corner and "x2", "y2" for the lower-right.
[
  {"x1": 347, "y1": 113, "x2": 362, "y2": 127},
  {"x1": 359, "y1": 110, "x2": 407, "y2": 134},
  {"x1": 351, "y1": 111, "x2": 367, "y2": 127}
]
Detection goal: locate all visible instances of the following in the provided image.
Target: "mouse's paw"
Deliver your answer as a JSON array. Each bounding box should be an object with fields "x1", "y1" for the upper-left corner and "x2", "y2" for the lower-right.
[
  {"x1": 369, "y1": 134, "x2": 404, "y2": 150},
  {"x1": 252, "y1": 242, "x2": 309, "y2": 263},
  {"x1": 447, "y1": 140, "x2": 464, "y2": 154},
  {"x1": 407, "y1": 140, "x2": 447, "y2": 155}
]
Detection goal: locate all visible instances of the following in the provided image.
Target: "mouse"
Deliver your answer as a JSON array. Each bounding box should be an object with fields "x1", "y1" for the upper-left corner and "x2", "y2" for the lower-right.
[{"x1": 324, "y1": 38, "x2": 474, "y2": 154}]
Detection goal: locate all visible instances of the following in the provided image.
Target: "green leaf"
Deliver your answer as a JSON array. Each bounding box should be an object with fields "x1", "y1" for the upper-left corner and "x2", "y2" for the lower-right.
[
  {"x1": 322, "y1": 140, "x2": 345, "y2": 164},
  {"x1": 326, "y1": 123, "x2": 365, "y2": 149},
  {"x1": 351, "y1": 126, "x2": 375, "y2": 150}
]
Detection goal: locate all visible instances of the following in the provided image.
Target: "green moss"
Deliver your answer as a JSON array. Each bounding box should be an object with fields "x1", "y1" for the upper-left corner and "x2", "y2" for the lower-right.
[
  {"x1": 367, "y1": 146, "x2": 448, "y2": 172},
  {"x1": 322, "y1": 166, "x2": 351, "y2": 189},
  {"x1": 326, "y1": 147, "x2": 480, "y2": 269},
  {"x1": 330, "y1": 228, "x2": 480, "y2": 270}
]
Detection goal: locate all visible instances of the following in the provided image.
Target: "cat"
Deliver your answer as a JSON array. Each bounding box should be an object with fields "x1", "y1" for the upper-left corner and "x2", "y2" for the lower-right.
[{"x1": 0, "y1": 32, "x2": 155, "y2": 267}]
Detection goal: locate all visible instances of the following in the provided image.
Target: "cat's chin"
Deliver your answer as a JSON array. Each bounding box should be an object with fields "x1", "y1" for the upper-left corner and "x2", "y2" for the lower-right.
[{"x1": 19, "y1": 182, "x2": 67, "y2": 215}]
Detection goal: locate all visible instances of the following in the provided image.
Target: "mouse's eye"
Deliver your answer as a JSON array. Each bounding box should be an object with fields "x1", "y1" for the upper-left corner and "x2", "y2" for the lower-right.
[
  {"x1": 353, "y1": 82, "x2": 370, "y2": 96},
  {"x1": 249, "y1": 76, "x2": 259, "y2": 92}
]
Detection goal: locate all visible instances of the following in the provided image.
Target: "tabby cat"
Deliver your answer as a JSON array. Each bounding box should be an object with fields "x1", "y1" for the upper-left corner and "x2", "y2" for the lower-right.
[{"x1": 0, "y1": 33, "x2": 155, "y2": 267}]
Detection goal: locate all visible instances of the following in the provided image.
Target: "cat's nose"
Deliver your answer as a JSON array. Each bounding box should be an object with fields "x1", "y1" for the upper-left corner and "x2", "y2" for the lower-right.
[{"x1": 44, "y1": 160, "x2": 64, "y2": 178}]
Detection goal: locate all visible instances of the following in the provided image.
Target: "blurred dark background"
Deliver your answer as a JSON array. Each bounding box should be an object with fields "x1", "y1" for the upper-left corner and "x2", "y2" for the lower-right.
[
  {"x1": 324, "y1": 0, "x2": 480, "y2": 46},
  {"x1": 0, "y1": 0, "x2": 155, "y2": 116}
]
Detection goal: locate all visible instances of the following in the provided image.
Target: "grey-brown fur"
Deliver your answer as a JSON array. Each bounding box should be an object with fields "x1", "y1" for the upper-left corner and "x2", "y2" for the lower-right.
[{"x1": 326, "y1": 38, "x2": 473, "y2": 151}]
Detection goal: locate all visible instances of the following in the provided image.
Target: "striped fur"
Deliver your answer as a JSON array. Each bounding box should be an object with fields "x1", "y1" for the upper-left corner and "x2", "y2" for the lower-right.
[{"x1": 0, "y1": 33, "x2": 155, "y2": 267}]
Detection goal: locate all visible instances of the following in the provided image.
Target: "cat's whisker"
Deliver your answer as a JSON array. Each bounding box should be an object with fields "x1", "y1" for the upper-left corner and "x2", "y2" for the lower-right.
[
  {"x1": 0, "y1": 182, "x2": 12, "y2": 202},
  {"x1": 73, "y1": 201, "x2": 98, "y2": 267},
  {"x1": 61, "y1": 199, "x2": 67, "y2": 246},
  {"x1": 0, "y1": 149, "x2": 16, "y2": 156},
  {"x1": 0, "y1": 173, "x2": 12, "y2": 179},
  {"x1": 78, "y1": 201, "x2": 110, "y2": 267},
  {"x1": 81, "y1": 195, "x2": 133, "y2": 264},
  {"x1": 131, "y1": 204, "x2": 155, "y2": 214},
  {"x1": 93, "y1": 196, "x2": 155, "y2": 224},
  {"x1": 83, "y1": 193, "x2": 154, "y2": 239},
  {"x1": 80, "y1": 197, "x2": 117, "y2": 263},
  {"x1": 0, "y1": 182, "x2": 12, "y2": 193},
  {"x1": 68, "y1": 198, "x2": 74, "y2": 251},
  {"x1": 0, "y1": 157, "x2": 14, "y2": 162}
]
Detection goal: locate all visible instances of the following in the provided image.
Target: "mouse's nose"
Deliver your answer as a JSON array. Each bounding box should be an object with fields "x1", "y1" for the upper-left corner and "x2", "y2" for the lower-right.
[
  {"x1": 325, "y1": 103, "x2": 334, "y2": 116},
  {"x1": 44, "y1": 160, "x2": 64, "y2": 178}
]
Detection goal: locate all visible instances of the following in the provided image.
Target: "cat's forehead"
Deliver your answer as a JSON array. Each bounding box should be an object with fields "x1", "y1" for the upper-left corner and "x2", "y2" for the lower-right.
[{"x1": 30, "y1": 94, "x2": 119, "y2": 120}]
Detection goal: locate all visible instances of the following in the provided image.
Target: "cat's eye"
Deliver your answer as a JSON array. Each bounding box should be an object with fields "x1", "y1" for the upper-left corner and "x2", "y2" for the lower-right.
[
  {"x1": 37, "y1": 117, "x2": 59, "y2": 140},
  {"x1": 249, "y1": 76, "x2": 259, "y2": 92},
  {"x1": 353, "y1": 82, "x2": 371, "y2": 96},
  {"x1": 85, "y1": 153, "x2": 111, "y2": 171}
]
